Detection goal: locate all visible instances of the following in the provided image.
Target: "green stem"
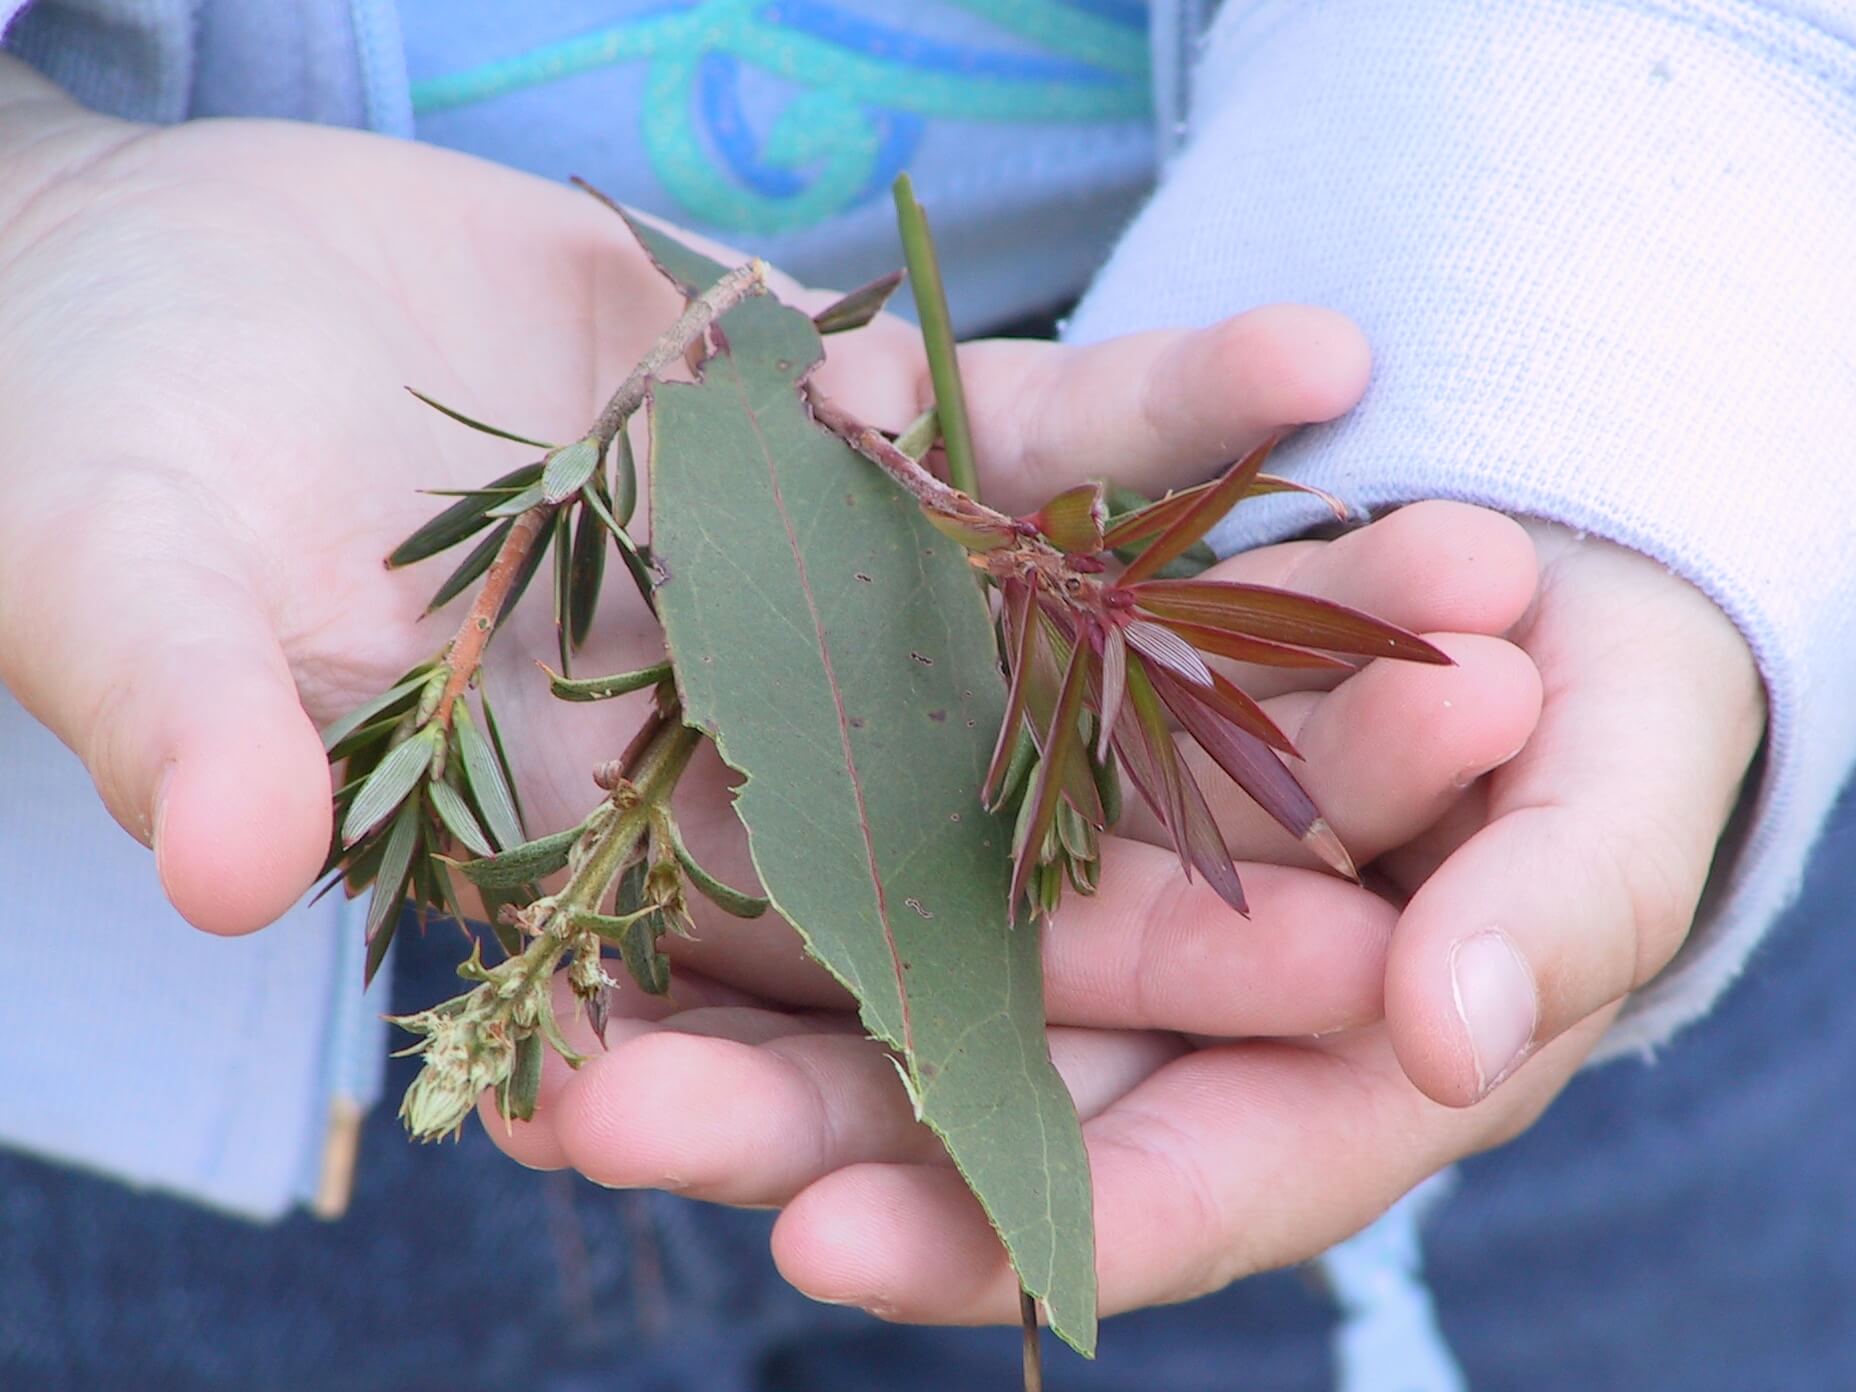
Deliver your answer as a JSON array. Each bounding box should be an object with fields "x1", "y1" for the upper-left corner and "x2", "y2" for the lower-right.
[
  {"x1": 558, "y1": 716, "x2": 701, "y2": 916},
  {"x1": 892, "y1": 174, "x2": 981, "y2": 501}
]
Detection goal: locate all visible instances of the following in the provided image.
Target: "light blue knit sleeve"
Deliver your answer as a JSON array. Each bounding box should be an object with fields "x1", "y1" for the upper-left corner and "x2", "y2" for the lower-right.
[{"x1": 1071, "y1": 0, "x2": 1856, "y2": 1059}]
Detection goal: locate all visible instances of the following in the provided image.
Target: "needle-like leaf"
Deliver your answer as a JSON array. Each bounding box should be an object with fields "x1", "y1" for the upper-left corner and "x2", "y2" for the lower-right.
[
  {"x1": 812, "y1": 269, "x2": 905, "y2": 335},
  {"x1": 1141, "y1": 616, "x2": 1352, "y2": 671},
  {"x1": 568, "y1": 494, "x2": 607, "y2": 650},
  {"x1": 342, "y1": 727, "x2": 439, "y2": 846},
  {"x1": 984, "y1": 580, "x2": 1038, "y2": 806},
  {"x1": 406, "y1": 388, "x2": 557, "y2": 449},
  {"x1": 389, "y1": 463, "x2": 542, "y2": 567},
  {"x1": 319, "y1": 669, "x2": 432, "y2": 753},
  {"x1": 1118, "y1": 436, "x2": 1276, "y2": 586},
  {"x1": 1023, "y1": 611, "x2": 1105, "y2": 826},
  {"x1": 425, "y1": 519, "x2": 513, "y2": 615},
  {"x1": 543, "y1": 660, "x2": 672, "y2": 702},
  {"x1": 1112, "y1": 657, "x2": 1190, "y2": 872},
  {"x1": 448, "y1": 823, "x2": 582, "y2": 889},
  {"x1": 1011, "y1": 635, "x2": 1090, "y2": 912},
  {"x1": 662, "y1": 816, "x2": 769, "y2": 918},
  {"x1": 1123, "y1": 619, "x2": 1215, "y2": 688},
  {"x1": 1148, "y1": 665, "x2": 1357, "y2": 879},
  {"x1": 364, "y1": 798, "x2": 423, "y2": 983},
  {"x1": 1095, "y1": 624, "x2": 1126, "y2": 763},
  {"x1": 428, "y1": 779, "x2": 494, "y2": 858},
  {"x1": 1129, "y1": 579, "x2": 1451, "y2": 662},
  {"x1": 453, "y1": 702, "x2": 523, "y2": 851}
]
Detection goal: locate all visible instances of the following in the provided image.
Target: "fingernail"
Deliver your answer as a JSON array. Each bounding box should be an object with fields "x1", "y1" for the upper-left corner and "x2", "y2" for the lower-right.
[
  {"x1": 1450, "y1": 930, "x2": 1537, "y2": 1098},
  {"x1": 148, "y1": 760, "x2": 178, "y2": 853},
  {"x1": 1452, "y1": 743, "x2": 1525, "y2": 789}
]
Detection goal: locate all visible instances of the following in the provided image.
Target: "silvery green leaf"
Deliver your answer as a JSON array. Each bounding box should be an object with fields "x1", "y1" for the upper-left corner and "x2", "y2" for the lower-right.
[
  {"x1": 477, "y1": 683, "x2": 526, "y2": 829},
  {"x1": 428, "y1": 779, "x2": 493, "y2": 857},
  {"x1": 452, "y1": 703, "x2": 523, "y2": 851},
  {"x1": 406, "y1": 388, "x2": 557, "y2": 449},
  {"x1": 319, "y1": 669, "x2": 433, "y2": 753},
  {"x1": 342, "y1": 727, "x2": 439, "y2": 847},
  {"x1": 568, "y1": 498, "x2": 606, "y2": 651},
  {"x1": 389, "y1": 463, "x2": 541, "y2": 567},
  {"x1": 493, "y1": 527, "x2": 552, "y2": 626},
  {"x1": 541, "y1": 438, "x2": 601, "y2": 504},
  {"x1": 544, "y1": 661, "x2": 671, "y2": 702},
  {"x1": 617, "y1": 912, "x2": 671, "y2": 995},
  {"x1": 450, "y1": 824, "x2": 581, "y2": 889},
  {"x1": 485, "y1": 482, "x2": 546, "y2": 518},
  {"x1": 364, "y1": 798, "x2": 422, "y2": 984},
  {"x1": 425, "y1": 520, "x2": 511, "y2": 615},
  {"x1": 496, "y1": 1033, "x2": 544, "y2": 1121},
  {"x1": 664, "y1": 819, "x2": 767, "y2": 919},
  {"x1": 611, "y1": 430, "x2": 637, "y2": 527}
]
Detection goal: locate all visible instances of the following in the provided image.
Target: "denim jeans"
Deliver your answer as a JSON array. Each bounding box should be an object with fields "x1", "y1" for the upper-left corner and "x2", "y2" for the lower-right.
[{"x1": 5, "y1": 783, "x2": 1854, "y2": 1391}]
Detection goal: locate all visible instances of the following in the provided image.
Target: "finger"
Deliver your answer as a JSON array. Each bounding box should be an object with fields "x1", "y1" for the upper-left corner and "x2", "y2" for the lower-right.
[
  {"x1": 772, "y1": 1015, "x2": 1606, "y2": 1323},
  {"x1": 950, "y1": 306, "x2": 1372, "y2": 514},
  {"x1": 1374, "y1": 782, "x2": 1489, "y2": 897},
  {"x1": 1042, "y1": 842, "x2": 1396, "y2": 1035},
  {"x1": 0, "y1": 464, "x2": 330, "y2": 934},
  {"x1": 1116, "y1": 632, "x2": 1541, "y2": 878},
  {"x1": 540, "y1": 1009, "x2": 1181, "y2": 1207},
  {"x1": 1196, "y1": 501, "x2": 1540, "y2": 701},
  {"x1": 478, "y1": 968, "x2": 781, "y2": 1172},
  {"x1": 1384, "y1": 537, "x2": 1766, "y2": 1106}
]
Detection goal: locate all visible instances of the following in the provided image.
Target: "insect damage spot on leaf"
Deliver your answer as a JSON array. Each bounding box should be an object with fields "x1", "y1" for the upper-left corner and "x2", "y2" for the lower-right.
[
  {"x1": 910, "y1": 651, "x2": 934, "y2": 665},
  {"x1": 905, "y1": 897, "x2": 934, "y2": 919},
  {"x1": 855, "y1": 572, "x2": 873, "y2": 583},
  {"x1": 928, "y1": 709, "x2": 946, "y2": 722}
]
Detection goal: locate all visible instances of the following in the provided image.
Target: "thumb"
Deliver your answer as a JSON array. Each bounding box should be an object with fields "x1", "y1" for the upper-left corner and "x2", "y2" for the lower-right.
[
  {"x1": 1384, "y1": 536, "x2": 1765, "y2": 1105},
  {"x1": 0, "y1": 466, "x2": 331, "y2": 934}
]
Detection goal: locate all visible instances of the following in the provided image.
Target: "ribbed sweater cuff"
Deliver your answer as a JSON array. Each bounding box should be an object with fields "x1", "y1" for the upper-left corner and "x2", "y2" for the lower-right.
[{"x1": 1068, "y1": 0, "x2": 1856, "y2": 1060}]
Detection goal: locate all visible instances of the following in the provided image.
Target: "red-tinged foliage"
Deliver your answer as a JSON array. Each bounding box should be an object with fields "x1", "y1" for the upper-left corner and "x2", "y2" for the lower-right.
[
  {"x1": 1029, "y1": 482, "x2": 1107, "y2": 556},
  {"x1": 1011, "y1": 636, "x2": 1091, "y2": 908},
  {"x1": 1141, "y1": 616, "x2": 1354, "y2": 672},
  {"x1": 1129, "y1": 579, "x2": 1452, "y2": 663},
  {"x1": 985, "y1": 580, "x2": 1039, "y2": 807},
  {"x1": 1116, "y1": 435, "x2": 1276, "y2": 585},
  {"x1": 955, "y1": 435, "x2": 1439, "y2": 916}
]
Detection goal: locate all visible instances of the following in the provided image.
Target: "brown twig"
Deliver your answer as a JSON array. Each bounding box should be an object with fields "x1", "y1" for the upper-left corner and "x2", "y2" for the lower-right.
[
  {"x1": 432, "y1": 259, "x2": 770, "y2": 727},
  {"x1": 807, "y1": 386, "x2": 1007, "y2": 520}
]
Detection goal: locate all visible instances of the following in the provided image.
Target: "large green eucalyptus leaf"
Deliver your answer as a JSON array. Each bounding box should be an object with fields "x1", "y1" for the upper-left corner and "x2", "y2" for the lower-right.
[{"x1": 643, "y1": 240, "x2": 1097, "y2": 1354}]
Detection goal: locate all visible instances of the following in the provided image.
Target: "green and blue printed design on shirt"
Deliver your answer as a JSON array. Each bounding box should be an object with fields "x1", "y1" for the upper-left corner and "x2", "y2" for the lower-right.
[{"x1": 405, "y1": 0, "x2": 1149, "y2": 236}]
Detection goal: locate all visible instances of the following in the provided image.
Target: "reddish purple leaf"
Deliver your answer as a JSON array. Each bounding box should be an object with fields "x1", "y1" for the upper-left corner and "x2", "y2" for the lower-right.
[
  {"x1": 1112, "y1": 657, "x2": 1191, "y2": 873},
  {"x1": 1147, "y1": 616, "x2": 1354, "y2": 672},
  {"x1": 1096, "y1": 623, "x2": 1127, "y2": 762},
  {"x1": 1117, "y1": 436, "x2": 1277, "y2": 586},
  {"x1": 1123, "y1": 619, "x2": 1214, "y2": 688},
  {"x1": 1246, "y1": 473, "x2": 1351, "y2": 522},
  {"x1": 1023, "y1": 608, "x2": 1105, "y2": 827},
  {"x1": 1196, "y1": 669, "x2": 1301, "y2": 758},
  {"x1": 1011, "y1": 636, "x2": 1092, "y2": 913},
  {"x1": 1174, "y1": 757, "x2": 1248, "y2": 915},
  {"x1": 985, "y1": 579, "x2": 1039, "y2": 807},
  {"x1": 1148, "y1": 665, "x2": 1358, "y2": 880},
  {"x1": 1129, "y1": 579, "x2": 1451, "y2": 663},
  {"x1": 1100, "y1": 480, "x2": 1213, "y2": 550}
]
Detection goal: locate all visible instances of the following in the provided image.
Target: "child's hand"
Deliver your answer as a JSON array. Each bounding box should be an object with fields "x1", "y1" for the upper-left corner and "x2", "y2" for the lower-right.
[
  {"x1": 482, "y1": 499, "x2": 1554, "y2": 1307},
  {"x1": 0, "y1": 56, "x2": 1381, "y2": 976},
  {"x1": 485, "y1": 520, "x2": 1762, "y2": 1325}
]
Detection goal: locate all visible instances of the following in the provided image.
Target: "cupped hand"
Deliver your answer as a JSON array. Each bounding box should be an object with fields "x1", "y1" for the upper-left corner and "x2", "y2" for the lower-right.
[{"x1": 0, "y1": 57, "x2": 1363, "y2": 963}]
